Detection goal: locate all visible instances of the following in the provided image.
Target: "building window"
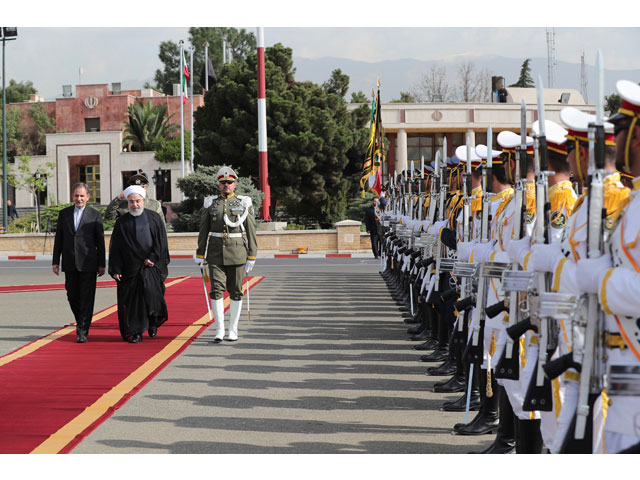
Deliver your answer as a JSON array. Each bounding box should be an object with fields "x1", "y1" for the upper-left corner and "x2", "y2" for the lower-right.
[
  {"x1": 78, "y1": 165, "x2": 100, "y2": 203},
  {"x1": 85, "y1": 118, "x2": 100, "y2": 132},
  {"x1": 407, "y1": 134, "x2": 446, "y2": 165}
]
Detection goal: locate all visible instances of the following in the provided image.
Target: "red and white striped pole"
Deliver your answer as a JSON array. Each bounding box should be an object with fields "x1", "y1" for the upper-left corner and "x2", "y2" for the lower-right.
[{"x1": 257, "y1": 27, "x2": 271, "y2": 221}]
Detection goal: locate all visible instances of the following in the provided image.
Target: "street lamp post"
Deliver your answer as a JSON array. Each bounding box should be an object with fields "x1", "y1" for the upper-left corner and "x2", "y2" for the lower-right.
[{"x1": 2, "y1": 27, "x2": 17, "y2": 233}]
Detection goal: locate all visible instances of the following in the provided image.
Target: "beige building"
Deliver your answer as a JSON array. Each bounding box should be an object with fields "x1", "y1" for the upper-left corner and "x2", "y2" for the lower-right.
[{"x1": 378, "y1": 88, "x2": 590, "y2": 179}]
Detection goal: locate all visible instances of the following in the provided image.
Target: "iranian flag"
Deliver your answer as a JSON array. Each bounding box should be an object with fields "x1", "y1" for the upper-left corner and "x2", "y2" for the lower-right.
[{"x1": 181, "y1": 51, "x2": 190, "y2": 104}]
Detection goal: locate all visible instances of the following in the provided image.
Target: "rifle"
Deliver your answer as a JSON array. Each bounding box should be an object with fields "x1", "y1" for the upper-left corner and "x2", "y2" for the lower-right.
[
  {"x1": 522, "y1": 76, "x2": 554, "y2": 411},
  {"x1": 572, "y1": 50, "x2": 607, "y2": 445},
  {"x1": 452, "y1": 137, "x2": 475, "y2": 343},
  {"x1": 495, "y1": 101, "x2": 529, "y2": 380},
  {"x1": 430, "y1": 138, "x2": 449, "y2": 300}
]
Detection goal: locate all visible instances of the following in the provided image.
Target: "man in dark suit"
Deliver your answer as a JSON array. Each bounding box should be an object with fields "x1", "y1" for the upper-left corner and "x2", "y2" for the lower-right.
[
  {"x1": 364, "y1": 197, "x2": 382, "y2": 259},
  {"x1": 52, "y1": 182, "x2": 106, "y2": 343}
]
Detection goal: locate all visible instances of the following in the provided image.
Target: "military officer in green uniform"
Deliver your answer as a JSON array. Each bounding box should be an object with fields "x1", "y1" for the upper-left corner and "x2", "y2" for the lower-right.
[
  {"x1": 195, "y1": 166, "x2": 258, "y2": 342},
  {"x1": 105, "y1": 174, "x2": 166, "y2": 226}
]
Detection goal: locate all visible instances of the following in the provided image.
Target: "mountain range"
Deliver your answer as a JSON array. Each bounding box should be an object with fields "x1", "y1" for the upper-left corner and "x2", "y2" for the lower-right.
[{"x1": 291, "y1": 54, "x2": 640, "y2": 104}]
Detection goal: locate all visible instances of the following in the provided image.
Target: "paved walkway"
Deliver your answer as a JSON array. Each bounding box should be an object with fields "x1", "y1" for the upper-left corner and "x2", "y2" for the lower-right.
[{"x1": 62, "y1": 261, "x2": 492, "y2": 454}]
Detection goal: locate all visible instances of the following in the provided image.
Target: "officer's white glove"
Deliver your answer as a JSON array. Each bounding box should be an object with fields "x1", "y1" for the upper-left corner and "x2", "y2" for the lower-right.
[
  {"x1": 194, "y1": 257, "x2": 204, "y2": 268},
  {"x1": 457, "y1": 241, "x2": 474, "y2": 262},
  {"x1": 244, "y1": 259, "x2": 255, "y2": 273},
  {"x1": 576, "y1": 255, "x2": 612, "y2": 294},
  {"x1": 507, "y1": 235, "x2": 531, "y2": 265},
  {"x1": 529, "y1": 243, "x2": 562, "y2": 273}
]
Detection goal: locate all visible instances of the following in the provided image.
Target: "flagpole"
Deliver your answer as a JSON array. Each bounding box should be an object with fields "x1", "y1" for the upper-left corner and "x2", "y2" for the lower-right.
[
  {"x1": 179, "y1": 40, "x2": 185, "y2": 200},
  {"x1": 257, "y1": 27, "x2": 271, "y2": 221},
  {"x1": 190, "y1": 45, "x2": 194, "y2": 173},
  {"x1": 204, "y1": 41, "x2": 209, "y2": 91}
]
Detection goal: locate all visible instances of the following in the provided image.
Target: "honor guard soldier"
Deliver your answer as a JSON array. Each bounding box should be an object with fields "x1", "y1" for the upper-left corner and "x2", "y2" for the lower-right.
[
  {"x1": 105, "y1": 173, "x2": 166, "y2": 226},
  {"x1": 582, "y1": 80, "x2": 640, "y2": 453},
  {"x1": 195, "y1": 167, "x2": 258, "y2": 342}
]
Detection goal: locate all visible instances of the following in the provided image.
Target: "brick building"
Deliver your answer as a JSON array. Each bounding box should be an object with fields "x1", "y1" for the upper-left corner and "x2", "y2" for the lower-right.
[{"x1": 6, "y1": 83, "x2": 203, "y2": 208}]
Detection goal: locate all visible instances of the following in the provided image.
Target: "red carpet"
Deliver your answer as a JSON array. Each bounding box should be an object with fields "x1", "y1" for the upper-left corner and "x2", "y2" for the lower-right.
[
  {"x1": 0, "y1": 275, "x2": 263, "y2": 454},
  {"x1": 0, "y1": 277, "x2": 180, "y2": 294}
]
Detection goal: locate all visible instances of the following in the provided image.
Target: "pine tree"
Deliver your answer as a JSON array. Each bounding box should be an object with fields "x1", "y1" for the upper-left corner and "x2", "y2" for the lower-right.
[{"x1": 509, "y1": 59, "x2": 535, "y2": 88}]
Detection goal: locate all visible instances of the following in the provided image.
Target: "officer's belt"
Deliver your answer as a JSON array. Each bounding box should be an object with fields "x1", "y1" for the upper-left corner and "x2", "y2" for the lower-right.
[
  {"x1": 605, "y1": 332, "x2": 627, "y2": 350},
  {"x1": 209, "y1": 232, "x2": 243, "y2": 238}
]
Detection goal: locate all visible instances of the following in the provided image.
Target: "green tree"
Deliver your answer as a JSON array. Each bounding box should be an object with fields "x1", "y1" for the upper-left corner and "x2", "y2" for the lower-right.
[
  {"x1": 390, "y1": 91, "x2": 416, "y2": 103},
  {"x1": 154, "y1": 130, "x2": 194, "y2": 164},
  {"x1": 350, "y1": 91, "x2": 368, "y2": 103},
  {"x1": 171, "y1": 164, "x2": 264, "y2": 232},
  {"x1": 322, "y1": 69, "x2": 350, "y2": 98},
  {"x1": 2, "y1": 79, "x2": 37, "y2": 103},
  {"x1": 0, "y1": 107, "x2": 23, "y2": 159},
  {"x1": 509, "y1": 59, "x2": 535, "y2": 88},
  {"x1": 23, "y1": 103, "x2": 56, "y2": 155},
  {"x1": 193, "y1": 43, "x2": 369, "y2": 227},
  {"x1": 151, "y1": 28, "x2": 256, "y2": 95},
  {"x1": 605, "y1": 92, "x2": 622, "y2": 116},
  {"x1": 7, "y1": 156, "x2": 56, "y2": 232},
  {"x1": 122, "y1": 101, "x2": 178, "y2": 152}
]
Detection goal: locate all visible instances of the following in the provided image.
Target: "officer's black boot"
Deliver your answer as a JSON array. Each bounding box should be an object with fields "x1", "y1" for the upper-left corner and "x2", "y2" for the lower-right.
[
  {"x1": 470, "y1": 385, "x2": 516, "y2": 453},
  {"x1": 433, "y1": 336, "x2": 465, "y2": 391},
  {"x1": 516, "y1": 419, "x2": 543, "y2": 454},
  {"x1": 420, "y1": 306, "x2": 449, "y2": 361},
  {"x1": 453, "y1": 368, "x2": 499, "y2": 435},
  {"x1": 442, "y1": 361, "x2": 480, "y2": 412}
]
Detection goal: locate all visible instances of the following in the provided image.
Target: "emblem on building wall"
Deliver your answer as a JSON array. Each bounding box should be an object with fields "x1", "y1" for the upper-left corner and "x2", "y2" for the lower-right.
[
  {"x1": 84, "y1": 96, "x2": 99, "y2": 109},
  {"x1": 432, "y1": 110, "x2": 443, "y2": 121}
]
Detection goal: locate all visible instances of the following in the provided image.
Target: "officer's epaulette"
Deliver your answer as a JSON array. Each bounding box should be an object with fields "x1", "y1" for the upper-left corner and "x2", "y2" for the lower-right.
[{"x1": 203, "y1": 195, "x2": 219, "y2": 209}]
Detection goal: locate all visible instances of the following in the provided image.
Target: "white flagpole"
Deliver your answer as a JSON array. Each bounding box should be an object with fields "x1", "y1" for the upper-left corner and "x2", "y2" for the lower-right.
[
  {"x1": 190, "y1": 45, "x2": 194, "y2": 173},
  {"x1": 179, "y1": 40, "x2": 185, "y2": 200},
  {"x1": 204, "y1": 42, "x2": 209, "y2": 91}
]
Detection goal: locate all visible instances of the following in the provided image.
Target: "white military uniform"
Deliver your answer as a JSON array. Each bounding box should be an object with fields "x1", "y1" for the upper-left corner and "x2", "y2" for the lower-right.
[{"x1": 590, "y1": 80, "x2": 640, "y2": 453}]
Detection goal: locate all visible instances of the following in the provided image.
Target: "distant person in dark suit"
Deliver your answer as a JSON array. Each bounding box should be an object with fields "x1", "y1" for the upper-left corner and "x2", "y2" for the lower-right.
[
  {"x1": 365, "y1": 197, "x2": 383, "y2": 259},
  {"x1": 498, "y1": 85, "x2": 508, "y2": 103},
  {"x1": 52, "y1": 183, "x2": 106, "y2": 343},
  {"x1": 7, "y1": 200, "x2": 19, "y2": 220}
]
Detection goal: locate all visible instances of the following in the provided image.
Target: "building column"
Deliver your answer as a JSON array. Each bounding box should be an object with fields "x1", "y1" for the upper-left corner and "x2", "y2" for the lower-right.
[
  {"x1": 466, "y1": 129, "x2": 476, "y2": 148},
  {"x1": 396, "y1": 129, "x2": 407, "y2": 175}
]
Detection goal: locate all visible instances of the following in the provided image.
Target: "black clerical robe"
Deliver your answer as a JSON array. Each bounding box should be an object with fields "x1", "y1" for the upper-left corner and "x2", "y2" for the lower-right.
[{"x1": 108, "y1": 209, "x2": 169, "y2": 341}]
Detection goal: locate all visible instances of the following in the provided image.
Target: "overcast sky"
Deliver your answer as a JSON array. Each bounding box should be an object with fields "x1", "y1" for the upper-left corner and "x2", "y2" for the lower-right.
[{"x1": 4, "y1": 2, "x2": 639, "y2": 100}]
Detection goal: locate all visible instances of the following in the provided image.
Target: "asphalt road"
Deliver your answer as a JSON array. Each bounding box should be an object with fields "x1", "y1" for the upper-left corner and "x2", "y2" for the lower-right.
[{"x1": 0, "y1": 258, "x2": 492, "y2": 455}]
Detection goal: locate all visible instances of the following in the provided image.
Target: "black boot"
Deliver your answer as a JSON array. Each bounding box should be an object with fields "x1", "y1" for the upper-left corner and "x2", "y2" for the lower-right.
[
  {"x1": 413, "y1": 338, "x2": 438, "y2": 350},
  {"x1": 516, "y1": 419, "x2": 543, "y2": 454},
  {"x1": 453, "y1": 369, "x2": 499, "y2": 435},
  {"x1": 425, "y1": 356, "x2": 457, "y2": 376},
  {"x1": 441, "y1": 364, "x2": 480, "y2": 412},
  {"x1": 470, "y1": 385, "x2": 516, "y2": 453},
  {"x1": 433, "y1": 373, "x2": 466, "y2": 393},
  {"x1": 420, "y1": 348, "x2": 449, "y2": 362}
]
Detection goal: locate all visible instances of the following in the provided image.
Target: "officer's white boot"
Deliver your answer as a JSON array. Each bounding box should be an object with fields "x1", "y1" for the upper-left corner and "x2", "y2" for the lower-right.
[
  {"x1": 227, "y1": 299, "x2": 243, "y2": 341},
  {"x1": 212, "y1": 298, "x2": 225, "y2": 342}
]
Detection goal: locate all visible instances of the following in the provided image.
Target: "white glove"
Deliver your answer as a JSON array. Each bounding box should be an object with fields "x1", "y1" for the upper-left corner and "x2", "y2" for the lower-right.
[
  {"x1": 457, "y1": 241, "x2": 474, "y2": 262},
  {"x1": 194, "y1": 257, "x2": 204, "y2": 268},
  {"x1": 576, "y1": 255, "x2": 612, "y2": 294},
  {"x1": 529, "y1": 243, "x2": 562, "y2": 273},
  {"x1": 244, "y1": 259, "x2": 255, "y2": 273},
  {"x1": 507, "y1": 235, "x2": 531, "y2": 265}
]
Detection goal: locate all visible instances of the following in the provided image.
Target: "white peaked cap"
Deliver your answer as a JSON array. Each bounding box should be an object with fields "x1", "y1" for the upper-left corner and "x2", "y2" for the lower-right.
[
  {"x1": 124, "y1": 185, "x2": 146, "y2": 199},
  {"x1": 531, "y1": 119, "x2": 568, "y2": 145},
  {"x1": 497, "y1": 130, "x2": 533, "y2": 149},
  {"x1": 475, "y1": 144, "x2": 502, "y2": 159},
  {"x1": 454, "y1": 145, "x2": 481, "y2": 162},
  {"x1": 560, "y1": 106, "x2": 614, "y2": 133}
]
